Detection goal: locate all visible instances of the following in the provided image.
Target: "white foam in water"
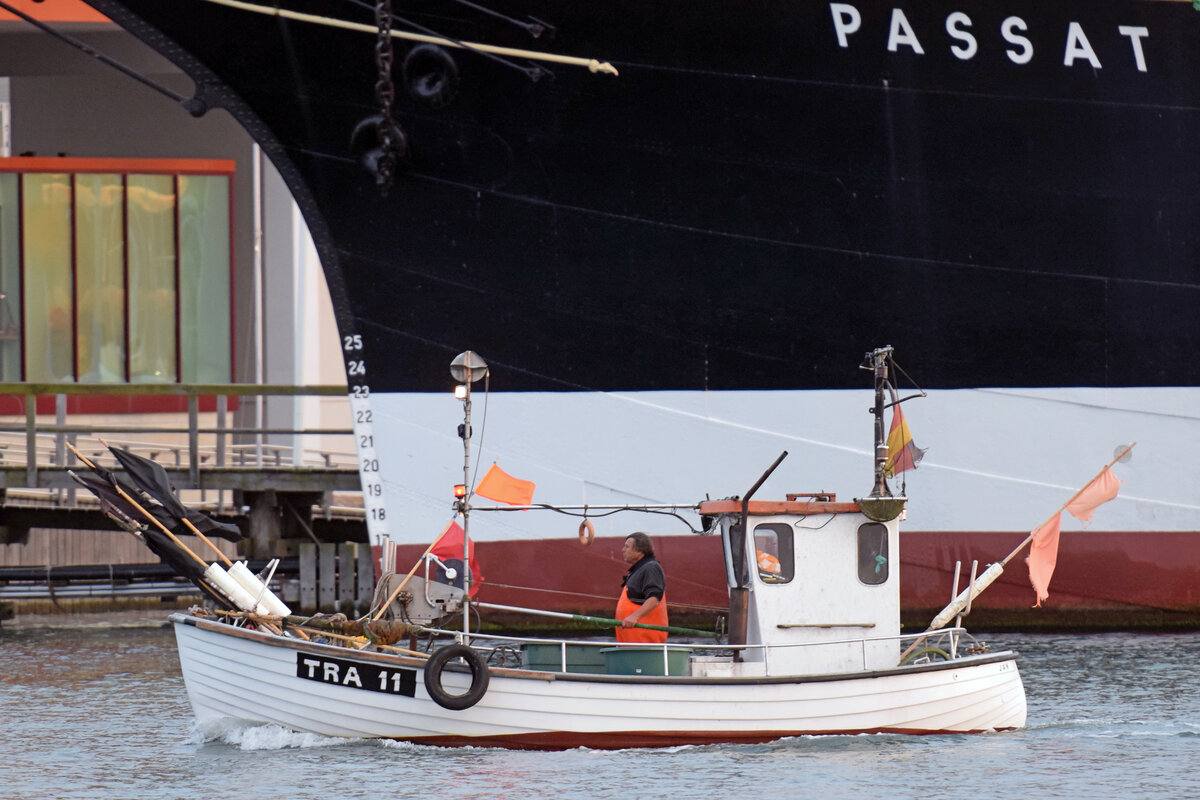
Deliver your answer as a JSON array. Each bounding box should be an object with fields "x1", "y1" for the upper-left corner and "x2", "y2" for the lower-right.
[{"x1": 197, "y1": 718, "x2": 348, "y2": 751}]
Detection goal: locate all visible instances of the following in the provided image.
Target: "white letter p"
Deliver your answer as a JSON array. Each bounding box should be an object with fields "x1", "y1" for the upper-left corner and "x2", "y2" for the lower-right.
[{"x1": 831, "y1": 3, "x2": 862, "y2": 49}]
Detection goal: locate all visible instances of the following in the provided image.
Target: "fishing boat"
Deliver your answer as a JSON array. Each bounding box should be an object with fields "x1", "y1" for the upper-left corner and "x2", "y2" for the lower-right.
[
  {"x1": 165, "y1": 347, "x2": 1025, "y2": 747},
  {"x1": 58, "y1": 0, "x2": 1200, "y2": 623}
]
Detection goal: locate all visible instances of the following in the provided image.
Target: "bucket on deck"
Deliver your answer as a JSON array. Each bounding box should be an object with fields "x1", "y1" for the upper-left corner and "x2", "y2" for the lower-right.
[
  {"x1": 600, "y1": 646, "x2": 692, "y2": 676},
  {"x1": 521, "y1": 643, "x2": 607, "y2": 674}
]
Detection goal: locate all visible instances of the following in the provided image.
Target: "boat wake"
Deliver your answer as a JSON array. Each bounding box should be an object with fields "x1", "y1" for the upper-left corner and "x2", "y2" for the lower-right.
[
  {"x1": 191, "y1": 719, "x2": 352, "y2": 751},
  {"x1": 1027, "y1": 717, "x2": 1200, "y2": 739}
]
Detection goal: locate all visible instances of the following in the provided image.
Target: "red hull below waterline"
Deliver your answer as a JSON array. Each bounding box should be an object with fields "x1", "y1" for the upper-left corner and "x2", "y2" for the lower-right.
[{"x1": 391, "y1": 531, "x2": 1200, "y2": 631}]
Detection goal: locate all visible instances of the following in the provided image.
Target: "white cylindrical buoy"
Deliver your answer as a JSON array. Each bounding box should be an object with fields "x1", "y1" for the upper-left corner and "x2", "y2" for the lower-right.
[
  {"x1": 203, "y1": 563, "x2": 264, "y2": 613},
  {"x1": 227, "y1": 560, "x2": 291, "y2": 617}
]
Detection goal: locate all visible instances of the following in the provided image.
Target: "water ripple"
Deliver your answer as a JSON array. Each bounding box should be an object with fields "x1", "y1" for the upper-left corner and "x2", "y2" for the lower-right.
[{"x1": 1, "y1": 628, "x2": 1198, "y2": 800}]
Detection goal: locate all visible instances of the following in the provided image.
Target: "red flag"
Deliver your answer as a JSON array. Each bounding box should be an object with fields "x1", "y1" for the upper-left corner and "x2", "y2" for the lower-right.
[
  {"x1": 884, "y1": 404, "x2": 926, "y2": 476},
  {"x1": 1066, "y1": 467, "x2": 1121, "y2": 524},
  {"x1": 474, "y1": 463, "x2": 535, "y2": 505},
  {"x1": 1025, "y1": 512, "x2": 1062, "y2": 608},
  {"x1": 430, "y1": 519, "x2": 483, "y2": 597}
]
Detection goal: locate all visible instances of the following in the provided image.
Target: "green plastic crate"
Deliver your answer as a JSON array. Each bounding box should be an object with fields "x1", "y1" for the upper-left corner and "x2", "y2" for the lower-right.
[
  {"x1": 600, "y1": 646, "x2": 692, "y2": 676},
  {"x1": 521, "y1": 643, "x2": 608, "y2": 674}
]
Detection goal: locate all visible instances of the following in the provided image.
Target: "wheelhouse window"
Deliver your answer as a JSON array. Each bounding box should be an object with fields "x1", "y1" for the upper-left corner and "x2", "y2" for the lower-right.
[
  {"x1": 753, "y1": 522, "x2": 795, "y2": 584},
  {"x1": 857, "y1": 522, "x2": 889, "y2": 585},
  {"x1": 0, "y1": 157, "x2": 234, "y2": 384}
]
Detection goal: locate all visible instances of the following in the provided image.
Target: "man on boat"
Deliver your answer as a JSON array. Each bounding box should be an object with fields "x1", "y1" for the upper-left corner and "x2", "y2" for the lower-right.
[{"x1": 616, "y1": 532, "x2": 669, "y2": 643}]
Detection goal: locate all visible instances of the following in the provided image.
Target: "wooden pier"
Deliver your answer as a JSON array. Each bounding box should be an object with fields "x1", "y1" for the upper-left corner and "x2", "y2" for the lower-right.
[{"x1": 0, "y1": 382, "x2": 373, "y2": 621}]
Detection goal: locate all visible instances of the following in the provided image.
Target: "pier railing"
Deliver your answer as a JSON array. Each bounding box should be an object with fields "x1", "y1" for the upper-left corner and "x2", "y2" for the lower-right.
[{"x1": 0, "y1": 382, "x2": 360, "y2": 504}]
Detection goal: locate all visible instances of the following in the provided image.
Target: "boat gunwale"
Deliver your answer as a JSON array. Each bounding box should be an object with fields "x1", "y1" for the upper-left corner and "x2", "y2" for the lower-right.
[{"x1": 171, "y1": 612, "x2": 1020, "y2": 686}]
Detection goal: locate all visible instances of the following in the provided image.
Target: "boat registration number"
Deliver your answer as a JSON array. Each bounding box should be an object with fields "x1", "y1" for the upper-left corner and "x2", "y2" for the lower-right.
[{"x1": 296, "y1": 652, "x2": 416, "y2": 697}]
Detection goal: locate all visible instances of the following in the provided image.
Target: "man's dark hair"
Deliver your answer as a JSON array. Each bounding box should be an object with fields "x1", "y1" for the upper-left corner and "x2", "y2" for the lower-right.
[{"x1": 626, "y1": 531, "x2": 655, "y2": 559}]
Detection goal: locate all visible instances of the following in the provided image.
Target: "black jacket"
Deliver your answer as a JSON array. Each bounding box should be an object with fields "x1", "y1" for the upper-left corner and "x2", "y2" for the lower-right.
[{"x1": 622, "y1": 556, "x2": 665, "y2": 603}]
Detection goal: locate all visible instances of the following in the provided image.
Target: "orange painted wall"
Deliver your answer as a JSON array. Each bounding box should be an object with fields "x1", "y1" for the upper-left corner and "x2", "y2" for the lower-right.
[{"x1": 0, "y1": 0, "x2": 109, "y2": 23}]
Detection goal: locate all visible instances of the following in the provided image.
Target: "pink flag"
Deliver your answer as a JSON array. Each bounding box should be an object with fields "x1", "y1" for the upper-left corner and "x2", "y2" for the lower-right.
[
  {"x1": 1026, "y1": 512, "x2": 1062, "y2": 608},
  {"x1": 1066, "y1": 467, "x2": 1121, "y2": 524}
]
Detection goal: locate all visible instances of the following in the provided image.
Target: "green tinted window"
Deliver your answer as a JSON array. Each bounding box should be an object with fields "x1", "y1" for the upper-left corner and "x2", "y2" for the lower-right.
[
  {"x1": 127, "y1": 174, "x2": 177, "y2": 383},
  {"x1": 22, "y1": 173, "x2": 74, "y2": 382},
  {"x1": 857, "y1": 523, "x2": 889, "y2": 585},
  {"x1": 5, "y1": 164, "x2": 232, "y2": 384},
  {"x1": 75, "y1": 173, "x2": 125, "y2": 382}
]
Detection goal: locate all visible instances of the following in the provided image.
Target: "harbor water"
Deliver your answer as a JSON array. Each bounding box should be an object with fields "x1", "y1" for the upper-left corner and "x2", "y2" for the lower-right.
[{"x1": 1, "y1": 624, "x2": 1197, "y2": 800}]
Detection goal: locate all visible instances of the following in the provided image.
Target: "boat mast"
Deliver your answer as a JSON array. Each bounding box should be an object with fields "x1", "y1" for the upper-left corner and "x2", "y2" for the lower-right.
[
  {"x1": 451, "y1": 350, "x2": 488, "y2": 640},
  {"x1": 865, "y1": 345, "x2": 893, "y2": 499}
]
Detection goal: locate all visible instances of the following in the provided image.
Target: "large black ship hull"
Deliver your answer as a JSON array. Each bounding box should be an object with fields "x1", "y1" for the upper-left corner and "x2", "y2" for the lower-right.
[
  {"x1": 83, "y1": 0, "x2": 1200, "y2": 557},
  {"x1": 86, "y1": 0, "x2": 1200, "y2": 391}
]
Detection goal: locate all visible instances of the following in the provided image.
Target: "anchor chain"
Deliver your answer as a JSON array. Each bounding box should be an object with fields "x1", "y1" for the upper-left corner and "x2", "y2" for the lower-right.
[{"x1": 373, "y1": 0, "x2": 405, "y2": 193}]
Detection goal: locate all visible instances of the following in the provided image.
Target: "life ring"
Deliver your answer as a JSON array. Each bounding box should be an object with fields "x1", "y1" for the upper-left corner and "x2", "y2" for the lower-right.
[
  {"x1": 578, "y1": 519, "x2": 595, "y2": 545},
  {"x1": 756, "y1": 549, "x2": 781, "y2": 575},
  {"x1": 423, "y1": 644, "x2": 490, "y2": 710}
]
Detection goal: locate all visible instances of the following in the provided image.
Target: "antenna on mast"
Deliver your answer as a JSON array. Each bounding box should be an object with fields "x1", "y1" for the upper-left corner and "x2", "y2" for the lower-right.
[{"x1": 858, "y1": 346, "x2": 906, "y2": 523}]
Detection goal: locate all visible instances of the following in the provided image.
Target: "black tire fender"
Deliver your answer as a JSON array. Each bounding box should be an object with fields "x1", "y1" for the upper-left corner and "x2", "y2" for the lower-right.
[{"x1": 424, "y1": 644, "x2": 490, "y2": 710}]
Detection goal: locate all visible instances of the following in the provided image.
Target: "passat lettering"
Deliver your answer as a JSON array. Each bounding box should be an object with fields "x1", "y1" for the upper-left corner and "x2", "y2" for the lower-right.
[{"x1": 829, "y1": 4, "x2": 1150, "y2": 73}]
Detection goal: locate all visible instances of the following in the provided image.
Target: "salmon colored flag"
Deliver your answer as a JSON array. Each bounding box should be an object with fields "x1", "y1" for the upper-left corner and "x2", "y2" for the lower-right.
[
  {"x1": 474, "y1": 463, "x2": 535, "y2": 505},
  {"x1": 1026, "y1": 512, "x2": 1062, "y2": 608},
  {"x1": 884, "y1": 403, "x2": 926, "y2": 476},
  {"x1": 1066, "y1": 467, "x2": 1121, "y2": 524}
]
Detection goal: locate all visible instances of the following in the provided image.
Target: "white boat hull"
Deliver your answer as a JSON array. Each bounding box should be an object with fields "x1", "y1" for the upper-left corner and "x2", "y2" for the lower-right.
[{"x1": 172, "y1": 615, "x2": 1027, "y2": 749}]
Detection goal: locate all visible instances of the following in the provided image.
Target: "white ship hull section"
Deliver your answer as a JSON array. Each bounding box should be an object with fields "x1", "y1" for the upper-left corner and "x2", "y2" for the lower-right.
[{"x1": 366, "y1": 387, "x2": 1198, "y2": 543}]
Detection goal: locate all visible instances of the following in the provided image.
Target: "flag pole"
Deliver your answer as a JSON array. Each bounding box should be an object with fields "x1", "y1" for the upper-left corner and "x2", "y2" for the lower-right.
[
  {"x1": 175, "y1": 517, "x2": 234, "y2": 567},
  {"x1": 95, "y1": 437, "x2": 234, "y2": 567},
  {"x1": 449, "y1": 350, "x2": 489, "y2": 643},
  {"x1": 68, "y1": 444, "x2": 289, "y2": 634},
  {"x1": 66, "y1": 442, "x2": 207, "y2": 569},
  {"x1": 117, "y1": 483, "x2": 208, "y2": 569},
  {"x1": 369, "y1": 519, "x2": 457, "y2": 622},
  {"x1": 904, "y1": 442, "x2": 1137, "y2": 655},
  {"x1": 997, "y1": 442, "x2": 1136, "y2": 567}
]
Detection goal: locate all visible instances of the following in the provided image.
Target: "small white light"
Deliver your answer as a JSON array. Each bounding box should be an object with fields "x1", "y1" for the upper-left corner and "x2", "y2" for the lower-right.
[{"x1": 454, "y1": 384, "x2": 467, "y2": 399}]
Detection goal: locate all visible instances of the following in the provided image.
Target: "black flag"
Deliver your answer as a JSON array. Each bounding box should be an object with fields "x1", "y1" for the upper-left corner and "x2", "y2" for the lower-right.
[
  {"x1": 70, "y1": 471, "x2": 175, "y2": 533},
  {"x1": 108, "y1": 446, "x2": 243, "y2": 541},
  {"x1": 70, "y1": 471, "x2": 228, "y2": 606}
]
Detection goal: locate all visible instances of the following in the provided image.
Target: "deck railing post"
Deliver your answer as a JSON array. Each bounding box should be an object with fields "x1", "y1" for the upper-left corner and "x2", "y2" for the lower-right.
[
  {"x1": 66, "y1": 432, "x2": 77, "y2": 508},
  {"x1": 216, "y1": 394, "x2": 227, "y2": 513},
  {"x1": 54, "y1": 394, "x2": 65, "y2": 464},
  {"x1": 55, "y1": 394, "x2": 66, "y2": 504},
  {"x1": 25, "y1": 392, "x2": 36, "y2": 487},
  {"x1": 188, "y1": 393, "x2": 200, "y2": 488}
]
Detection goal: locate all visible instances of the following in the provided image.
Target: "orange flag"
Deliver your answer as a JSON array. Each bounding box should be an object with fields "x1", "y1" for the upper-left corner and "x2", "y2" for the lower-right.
[
  {"x1": 1026, "y1": 512, "x2": 1062, "y2": 607},
  {"x1": 1066, "y1": 467, "x2": 1121, "y2": 524},
  {"x1": 474, "y1": 463, "x2": 535, "y2": 505}
]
